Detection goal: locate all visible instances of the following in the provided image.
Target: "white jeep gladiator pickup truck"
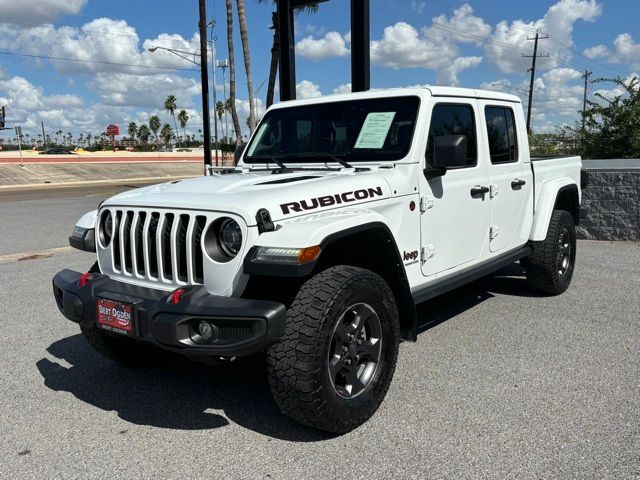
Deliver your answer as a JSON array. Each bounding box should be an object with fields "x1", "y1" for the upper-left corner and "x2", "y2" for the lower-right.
[{"x1": 53, "y1": 87, "x2": 584, "y2": 433}]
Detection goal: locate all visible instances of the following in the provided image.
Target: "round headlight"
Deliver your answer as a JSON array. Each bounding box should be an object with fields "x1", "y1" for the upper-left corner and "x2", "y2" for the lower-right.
[
  {"x1": 219, "y1": 218, "x2": 242, "y2": 257},
  {"x1": 203, "y1": 217, "x2": 243, "y2": 262},
  {"x1": 99, "y1": 211, "x2": 113, "y2": 247}
]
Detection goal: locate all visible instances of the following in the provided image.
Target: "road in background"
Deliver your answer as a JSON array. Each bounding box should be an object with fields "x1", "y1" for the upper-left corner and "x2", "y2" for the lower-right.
[
  {"x1": 0, "y1": 187, "x2": 638, "y2": 479},
  {"x1": 0, "y1": 182, "x2": 153, "y2": 255}
]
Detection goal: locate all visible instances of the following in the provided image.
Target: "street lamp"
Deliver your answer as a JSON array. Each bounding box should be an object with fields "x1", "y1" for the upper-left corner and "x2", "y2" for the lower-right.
[{"x1": 147, "y1": 0, "x2": 213, "y2": 172}]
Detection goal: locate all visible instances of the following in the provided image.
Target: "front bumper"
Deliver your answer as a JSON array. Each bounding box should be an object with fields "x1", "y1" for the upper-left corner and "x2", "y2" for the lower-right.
[{"x1": 52, "y1": 269, "x2": 286, "y2": 359}]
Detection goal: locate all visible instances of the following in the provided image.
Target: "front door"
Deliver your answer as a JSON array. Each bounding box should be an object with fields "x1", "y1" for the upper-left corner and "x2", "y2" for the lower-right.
[
  {"x1": 420, "y1": 100, "x2": 490, "y2": 277},
  {"x1": 480, "y1": 103, "x2": 533, "y2": 252}
]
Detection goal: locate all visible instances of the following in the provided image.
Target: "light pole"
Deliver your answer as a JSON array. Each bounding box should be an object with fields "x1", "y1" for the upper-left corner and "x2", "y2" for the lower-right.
[
  {"x1": 208, "y1": 21, "x2": 220, "y2": 166},
  {"x1": 148, "y1": 0, "x2": 212, "y2": 171},
  {"x1": 217, "y1": 59, "x2": 230, "y2": 147}
]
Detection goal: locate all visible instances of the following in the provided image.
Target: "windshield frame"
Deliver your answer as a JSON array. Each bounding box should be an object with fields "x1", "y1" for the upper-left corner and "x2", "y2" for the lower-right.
[{"x1": 243, "y1": 95, "x2": 421, "y2": 165}]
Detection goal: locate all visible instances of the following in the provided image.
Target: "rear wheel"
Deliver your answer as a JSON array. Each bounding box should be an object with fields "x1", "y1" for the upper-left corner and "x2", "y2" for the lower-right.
[
  {"x1": 267, "y1": 265, "x2": 400, "y2": 433},
  {"x1": 523, "y1": 209, "x2": 576, "y2": 295}
]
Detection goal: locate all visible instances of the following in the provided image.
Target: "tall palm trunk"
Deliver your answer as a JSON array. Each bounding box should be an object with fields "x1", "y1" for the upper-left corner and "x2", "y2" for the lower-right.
[
  {"x1": 266, "y1": 11, "x2": 279, "y2": 108},
  {"x1": 236, "y1": 0, "x2": 257, "y2": 133},
  {"x1": 226, "y1": 0, "x2": 243, "y2": 146}
]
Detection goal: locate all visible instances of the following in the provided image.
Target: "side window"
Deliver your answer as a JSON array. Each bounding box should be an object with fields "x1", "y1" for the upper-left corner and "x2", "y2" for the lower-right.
[
  {"x1": 427, "y1": 104, "x2": 477, "y2": 167},
  {"x1": 485, "y1": 107, "x2": 518, "y2": 164}
]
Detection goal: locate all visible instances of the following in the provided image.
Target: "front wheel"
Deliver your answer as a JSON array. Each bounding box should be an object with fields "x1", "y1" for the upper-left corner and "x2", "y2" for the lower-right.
[
  {"x1": 523, "y1": 209, "x2": 577, "y2": 295},
  {"x1": 267, "y1": 266, "x2": 400, "y2": 433}
]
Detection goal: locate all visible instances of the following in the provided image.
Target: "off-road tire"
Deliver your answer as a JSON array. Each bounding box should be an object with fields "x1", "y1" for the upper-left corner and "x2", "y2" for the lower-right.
[
  {"x1": 267, "y1": 265, "x2": 400, "y2": 433},
  {"x1": 81, "y1": 325, "x2": 155, "y2": 367},
  {"x1": 523, "y1": 209, "x2": 576, "y2": 295}
]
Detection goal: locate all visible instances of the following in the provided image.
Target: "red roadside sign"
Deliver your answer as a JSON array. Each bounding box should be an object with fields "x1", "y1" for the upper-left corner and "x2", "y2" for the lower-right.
[{"x1": 106, "y1": 124, "x2": 120, "y2": 136}]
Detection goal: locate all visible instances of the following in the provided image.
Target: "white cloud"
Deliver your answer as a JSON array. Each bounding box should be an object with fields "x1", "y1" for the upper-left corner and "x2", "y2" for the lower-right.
[
  {"x1": 332, "y1": 83, "x2": 352, "y2": 95},
  {"x1": 0, "y1": 0, "x2": 86, "y2": 27},
  {"x1": 296, "y1": 80, "x2": 322, "y2": 99},
  {"x1": 486, "y1": 0, "x2": 602, "y2": 73},
  {"x1": 411, "y1": 1, "x2": 426, "y2": 14},
  {"x1": 583, "y1": 44, "x2": 609, "y2": 59},
  {"x1": 89, "y1": 73, "x2": 201, "y2": 109},
  {"x1": 430, "y1": 4, "x2": 492, "y2": 45},
  {"x1": 607, "y1": 34, "x2": 640, "y2": 70},
  {"x1": 371, "y1": 22, "x2": 457, "y2": 70},
  {"x1": 0, "y1": 18, "x2": 200, "y2": 75},
  {"x1": 437, "y1": 56, "x2": 483, "y2": 86},
  {"x1": 295, "y1": 31, "x2": 350, "y2": 60}
]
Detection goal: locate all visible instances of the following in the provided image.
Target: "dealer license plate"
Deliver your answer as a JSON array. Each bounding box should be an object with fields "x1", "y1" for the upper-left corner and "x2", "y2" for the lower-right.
[{"x1": 96, "y1": 298, "x2": 135, "y2": 336}]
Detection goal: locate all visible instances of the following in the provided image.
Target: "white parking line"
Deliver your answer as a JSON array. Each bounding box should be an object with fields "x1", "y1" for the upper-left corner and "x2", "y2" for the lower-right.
[{"x1": 0, "y1": 246, "x2": 76, "y2": 264}]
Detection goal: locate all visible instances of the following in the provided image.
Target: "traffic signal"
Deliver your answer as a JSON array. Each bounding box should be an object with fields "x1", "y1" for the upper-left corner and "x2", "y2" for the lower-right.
[{"x1": 0, "y1": 106, "x2": 5, "y2": 129}]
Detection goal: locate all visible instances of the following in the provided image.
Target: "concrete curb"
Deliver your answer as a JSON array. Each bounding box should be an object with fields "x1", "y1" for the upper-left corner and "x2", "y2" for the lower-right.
[{"x1": 0, "y1": 175, "x2": 196, "y2": 191}]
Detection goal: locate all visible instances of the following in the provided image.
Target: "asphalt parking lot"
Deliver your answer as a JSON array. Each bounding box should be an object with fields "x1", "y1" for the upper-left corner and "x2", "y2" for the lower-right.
[{"x1": 1, "y1": 186, "x2": 639, "y2": 479}]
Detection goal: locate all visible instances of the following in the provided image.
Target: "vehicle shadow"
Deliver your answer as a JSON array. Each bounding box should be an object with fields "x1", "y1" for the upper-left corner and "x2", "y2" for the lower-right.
[
  {"x1": 36, "y1": 264, "x2": 538, "y2": 440},
  {"x1": 416, "y1": 263, "x2": 542, "y2": 333},
  {"x1": 36, "y1": 335, "x2": 333, "y2": 442}
]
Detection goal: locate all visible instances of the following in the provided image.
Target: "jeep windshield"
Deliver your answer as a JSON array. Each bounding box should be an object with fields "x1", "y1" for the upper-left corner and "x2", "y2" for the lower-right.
[{"x1": 244, "y1": 96, "x2": 420, "y2": 164}]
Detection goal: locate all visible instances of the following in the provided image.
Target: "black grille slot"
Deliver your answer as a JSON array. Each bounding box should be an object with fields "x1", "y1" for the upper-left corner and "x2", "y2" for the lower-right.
[
  {"x1": 162, "y1": 213, "x2": 175, "y2": 280},
  {"x1": 122, "y1": 211, "x2": 134, "y2": 274},
  {"x1": 218, "y1": 324, "x2": 253, "y2": 343},
  {"x1": 177, "y1": 214, "x2": 190, "y2": 282},
  {"x1": 193, "y1": 216, "x2": 207, "y2": 284},
  {"x1": 135, "y1": 212, "x2": 147, "y2": 275},
  {"x1": 112, "y1": 210, "x2": 123, "y2": 271},
  {"x1": 148, "y1": 213, "x2": 160, "y2": 278}
]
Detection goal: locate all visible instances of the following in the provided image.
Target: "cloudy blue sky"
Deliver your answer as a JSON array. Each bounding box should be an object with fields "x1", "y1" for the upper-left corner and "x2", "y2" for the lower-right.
[{"x1": 0, "y1": 0, "x2": 637, "y2": 139}]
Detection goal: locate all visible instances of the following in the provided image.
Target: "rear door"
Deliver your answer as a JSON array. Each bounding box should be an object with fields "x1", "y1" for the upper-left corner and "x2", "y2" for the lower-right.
[
  {"x1": 419, "y1": 100, "x2": 490, "y2": 277},
  {"x1": 480, "y1": 103, "x2": 533, "y2": 252}
]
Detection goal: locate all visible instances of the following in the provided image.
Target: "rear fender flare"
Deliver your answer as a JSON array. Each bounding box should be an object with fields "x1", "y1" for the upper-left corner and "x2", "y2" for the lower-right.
[{"x1": 530, "y1": 180, "x2": 578, "y2": 241}]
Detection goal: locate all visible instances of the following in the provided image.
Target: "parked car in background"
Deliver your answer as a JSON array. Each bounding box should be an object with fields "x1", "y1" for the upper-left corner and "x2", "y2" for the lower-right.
[{"x1": 40, "y1": 148, "x2": 76, "y2": 155}]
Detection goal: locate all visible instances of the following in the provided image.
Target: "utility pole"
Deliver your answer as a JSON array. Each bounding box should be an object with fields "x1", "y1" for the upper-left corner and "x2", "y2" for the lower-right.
[
  {"x1": 582, "y1": 69, "x2": 593, "y2": 133},
  {"x1": 523, "y1": 31, "x2": 549, "y2": 134},
  {"x1": 198, "y1": 0, "x2": 213, "y2": 171}
]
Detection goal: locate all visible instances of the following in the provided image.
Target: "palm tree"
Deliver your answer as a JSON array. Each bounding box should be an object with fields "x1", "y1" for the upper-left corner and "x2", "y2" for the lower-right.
[
  {"x1": 55, "y1": 130, "x2": 63, "y2": 145},
  {"x1": 164, "y1": 95, "x2": 179, "y2": 147},
  {"x1": 225, "y1": 0, "x2": 242, "y2": 145},
  {"x1": 138, "y1": 124, "x2": 151, "y2": 144},
  {"x1": 216, "y1": 101, "x2": 227, "y2": 140},
  {"x1": 149, "y1": 115, "x2": 161, "y2": 144},
  {"x1": 160, "y1": 123, "x2": 173, "y2": 146},
  {"x1": 127, "y1": 122, "x2": 138, "y2": 143},
  {"x1": 257, "y1": 1, "x2": 319, "y2": 107},
  {"x1": 177, "y1": 109, "x2": 190, "y2": 147},
  {"x1": 236, "y1": 0, "x2": 256, "y2": 133}
]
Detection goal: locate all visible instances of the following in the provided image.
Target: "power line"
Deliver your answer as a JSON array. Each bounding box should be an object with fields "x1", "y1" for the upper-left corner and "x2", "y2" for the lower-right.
[{"x1": 0, "y1": 50, "x2": 199, "y2": 72}]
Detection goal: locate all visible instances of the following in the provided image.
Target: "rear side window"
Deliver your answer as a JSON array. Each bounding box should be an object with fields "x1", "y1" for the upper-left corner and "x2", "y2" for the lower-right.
[
  {"x1": 485, "y1": 107, "x2": 518, "y2": 164},
  {"x1": 427, "y1": 104, "x2": 478, "y2": 167}
]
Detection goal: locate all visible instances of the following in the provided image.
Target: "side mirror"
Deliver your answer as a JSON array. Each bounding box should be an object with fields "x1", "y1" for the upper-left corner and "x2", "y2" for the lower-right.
[
  {"x1": 234, "y1": 143, "x2": 247, "y2": 164},
  {"x1": 424, "y1": 135, "x2": 467, "y2": 179}
]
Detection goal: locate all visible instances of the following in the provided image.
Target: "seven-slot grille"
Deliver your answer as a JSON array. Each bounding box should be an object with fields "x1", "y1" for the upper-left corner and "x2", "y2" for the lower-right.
[{"x1": 100, "y1": 208, "x2": 207, "y2": 285}]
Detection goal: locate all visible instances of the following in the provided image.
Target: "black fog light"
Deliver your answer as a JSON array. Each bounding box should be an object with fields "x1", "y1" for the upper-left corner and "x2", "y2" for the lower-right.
[{"x1": 199, "y1": 321, "x2": 214, "y2": 340}]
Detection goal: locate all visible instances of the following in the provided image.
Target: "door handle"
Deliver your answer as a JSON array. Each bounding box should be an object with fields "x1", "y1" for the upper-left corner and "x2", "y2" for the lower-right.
[
  {"x1": 511, "y1": 179, "x2": 526, "y2": 189},
  {"x1": 470, "y1": 185, "x2": 490, "y2": 197}
]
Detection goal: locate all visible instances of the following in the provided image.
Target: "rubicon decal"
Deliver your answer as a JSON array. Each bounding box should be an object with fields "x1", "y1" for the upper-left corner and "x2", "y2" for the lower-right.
[{"x1": 280, "y1": 187, "x2": 384, "y2": 215}]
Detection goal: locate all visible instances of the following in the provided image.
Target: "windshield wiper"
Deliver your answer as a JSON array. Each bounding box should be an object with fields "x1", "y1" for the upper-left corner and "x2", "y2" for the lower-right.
[
  {"x1": 247, "y1": 155, "x2": 292, "y2": 172},
  {"x1": 296, "y1": 153, "x2": 353, "y2": 169}
]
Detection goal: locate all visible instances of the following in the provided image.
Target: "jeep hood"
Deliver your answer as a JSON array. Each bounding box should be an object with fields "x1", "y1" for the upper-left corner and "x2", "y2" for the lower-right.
[{"x1": 102, "y1": 170, "x2": 393, "y2": 225}]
